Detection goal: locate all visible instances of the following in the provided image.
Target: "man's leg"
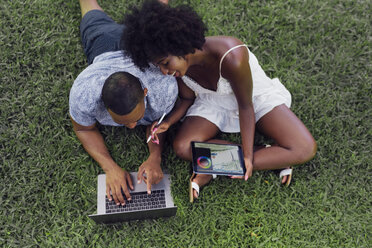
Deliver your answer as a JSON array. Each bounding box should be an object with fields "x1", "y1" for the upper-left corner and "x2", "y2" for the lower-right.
[
  {"x1": 79, "y1": 0, "x2": 168, "y2": 18},
  {"x1": 78, "y1": 0, "x2": 124, "y2": 64},
  {"x1": 79, "y1": 0, "x2": 103, "y2": 18}
]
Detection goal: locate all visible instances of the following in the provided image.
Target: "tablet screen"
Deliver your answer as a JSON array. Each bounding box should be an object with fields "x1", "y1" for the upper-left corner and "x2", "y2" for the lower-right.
[{"x1": 191, "y1": 142, "x2": 245, "y2": 176}]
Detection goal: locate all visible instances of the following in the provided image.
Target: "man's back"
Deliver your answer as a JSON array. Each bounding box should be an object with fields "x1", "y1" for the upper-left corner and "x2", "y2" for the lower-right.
[{"x1": 69, "y1": 50, "x2": 178, "y2": 127}]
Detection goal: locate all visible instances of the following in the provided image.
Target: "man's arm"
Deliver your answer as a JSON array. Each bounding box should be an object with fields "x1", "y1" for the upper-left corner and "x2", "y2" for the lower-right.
[
  {"x1": 137, "y1": 125, "x2": 166, "y2": 194},
  {"x1": 70, "y1": 117, "x2": 133, "y2": 205},
  {"x1": 137, "y1": 78, "x2": 195, "y2": 193}
]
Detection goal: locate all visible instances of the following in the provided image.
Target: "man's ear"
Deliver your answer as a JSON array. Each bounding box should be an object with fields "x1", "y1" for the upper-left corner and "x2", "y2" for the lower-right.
[{"x1": 143, "y1": 88, "x2": 148, "y2": 96}]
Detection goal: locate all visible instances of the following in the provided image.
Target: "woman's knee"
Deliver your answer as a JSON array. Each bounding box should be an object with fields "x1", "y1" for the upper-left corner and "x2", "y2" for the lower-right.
[
  {"x1": 173, "y1": 138, "x2": 192, "y2": 160},
  {"x1": 294, "y1": 136, "x2": 317, "y2": 164}
]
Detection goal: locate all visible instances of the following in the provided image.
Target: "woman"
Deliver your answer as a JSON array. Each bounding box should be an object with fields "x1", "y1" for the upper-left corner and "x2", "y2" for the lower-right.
[{"x1": 121, "y1": 0, "x2": 317, "y2": 202}]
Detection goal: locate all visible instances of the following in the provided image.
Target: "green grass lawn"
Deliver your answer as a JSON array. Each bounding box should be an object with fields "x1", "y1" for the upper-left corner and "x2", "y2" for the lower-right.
[{"x1": 1, "y1": 0, "x2": 371, "y2": 247}]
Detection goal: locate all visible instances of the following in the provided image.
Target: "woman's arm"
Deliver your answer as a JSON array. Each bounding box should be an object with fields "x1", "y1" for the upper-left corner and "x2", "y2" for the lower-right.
[
  {"x1": 150, "y1": 78, "x2": 195, "y2": 136},
  {"x1": 166, "y1": 78, "x2": 195, "y2": 125},
  {"x1": 220, "y1": 44, "x2": 255, "y2": 180}
]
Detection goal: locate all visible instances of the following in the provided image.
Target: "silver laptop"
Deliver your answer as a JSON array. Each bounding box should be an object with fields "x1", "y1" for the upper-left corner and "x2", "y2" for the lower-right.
[{"x1": 89, "y1": 172, "x2": 177, "y2": 224}]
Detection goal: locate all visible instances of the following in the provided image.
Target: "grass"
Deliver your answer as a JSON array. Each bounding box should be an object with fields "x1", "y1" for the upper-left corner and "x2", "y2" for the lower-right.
[{"x1": 1, "y1": 0, "x2": 371, "y2": 247}]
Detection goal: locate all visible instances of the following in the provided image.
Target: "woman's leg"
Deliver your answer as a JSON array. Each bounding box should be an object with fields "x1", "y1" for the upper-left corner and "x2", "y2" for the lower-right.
[
  {"x1": 173, "y1": 116, "x2": 220, "y2": 199},
  {"x1": 173, "y1": 116, "x2": 221, "y2": 160},
  {"x1": 253, "y1": 104, "x2": 317, "y2": 171}
]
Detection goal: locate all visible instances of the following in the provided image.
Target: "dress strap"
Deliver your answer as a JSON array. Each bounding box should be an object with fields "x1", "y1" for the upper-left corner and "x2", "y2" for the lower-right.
[{"x1": 219, "y1": 44, "x2": 248, "y2": 77}]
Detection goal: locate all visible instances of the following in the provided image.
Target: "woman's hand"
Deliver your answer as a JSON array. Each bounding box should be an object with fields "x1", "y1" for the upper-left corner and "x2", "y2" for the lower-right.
[
  {"x1": 149, "y1": 121, "x2": 170, "y2": 144},
  {"x1": 231, "y1": 157, "x2": 253, "y2": 180},
  {"x1": 243, "y1": 157, "x2": 253, "y2": 181}
]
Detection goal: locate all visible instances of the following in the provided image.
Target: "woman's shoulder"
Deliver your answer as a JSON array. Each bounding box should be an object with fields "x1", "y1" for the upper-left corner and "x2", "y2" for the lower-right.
[
  {"x1": 206, "y1": 36, "x2": 248, "y2": 63},
  {"x1": 205, "y1": 36, "x2": 245, "y2": 53},
  {"x1": 206, "y1": 36, "x2": 249, "y2": 78}
]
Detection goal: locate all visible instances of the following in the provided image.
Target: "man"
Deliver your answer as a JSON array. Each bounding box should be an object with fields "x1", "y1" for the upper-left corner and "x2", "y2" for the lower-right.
[{"x1": 70, "y1": 0, "x2": 178, "y2": 206}]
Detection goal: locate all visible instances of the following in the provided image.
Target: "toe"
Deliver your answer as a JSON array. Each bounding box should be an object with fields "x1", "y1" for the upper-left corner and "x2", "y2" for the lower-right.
[
  {"x1": 193, "y1": 189, "x2": 198, "y2": 199},
  {"x1": 281, "y1": 175, "x2": 288, "y2": 184}
]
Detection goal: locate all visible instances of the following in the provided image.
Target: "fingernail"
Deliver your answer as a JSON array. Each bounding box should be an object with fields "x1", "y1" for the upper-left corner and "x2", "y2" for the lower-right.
[
  {"x1": 109, "y1": 198, "x2": 112, "y2": 201},
  {"x1": 137, "y1": 180, "x2": 140, "y2": 184},
  {"x1": 116, "y1": 202, "x2": 120, "y2": 206},
  {"x1": 148, "y1": 191, "x2": 151, "y2": 194},
  {"x1": 121, "y1": 203, "x2": 125, "y2": 206},
  {"x1": 128, "y1": 198, "x2": 131, "y2": 201}
]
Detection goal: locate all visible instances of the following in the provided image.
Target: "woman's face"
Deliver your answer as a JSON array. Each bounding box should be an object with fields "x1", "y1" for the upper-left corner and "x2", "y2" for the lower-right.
[{"x1": 154, "y1": 55, "x2": 188, "y2": 77}]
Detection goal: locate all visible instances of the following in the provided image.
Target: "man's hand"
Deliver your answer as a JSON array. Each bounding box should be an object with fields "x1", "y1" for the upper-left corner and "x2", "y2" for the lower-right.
[
  {"x1": 137, "y1": 157, "x2": 163, "y2": 194},
  {"x1": 106, "y1": 166, "x2": 134, "y2": 205}
]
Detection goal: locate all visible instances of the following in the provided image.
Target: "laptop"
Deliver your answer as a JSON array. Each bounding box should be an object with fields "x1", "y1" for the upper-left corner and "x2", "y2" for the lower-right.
[{"x1": 89, "y1": 172, "x2": 177, "y2": 224}]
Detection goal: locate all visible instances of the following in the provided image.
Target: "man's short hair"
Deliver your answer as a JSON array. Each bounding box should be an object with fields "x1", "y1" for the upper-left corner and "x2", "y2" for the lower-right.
[{"x1": 101, "y1": 71, "x2": 144, "y2": 115}]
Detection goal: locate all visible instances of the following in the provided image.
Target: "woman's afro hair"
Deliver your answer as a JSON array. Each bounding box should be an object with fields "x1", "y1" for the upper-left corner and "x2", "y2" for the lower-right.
[{"x1": 121, "y1": 0, "x2": 207, "y2": 71}]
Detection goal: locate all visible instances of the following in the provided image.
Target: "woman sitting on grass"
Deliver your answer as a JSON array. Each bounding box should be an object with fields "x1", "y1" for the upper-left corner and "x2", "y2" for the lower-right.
[{"x1": 121, "y1": 0, "x2": 317, "y2": 202}]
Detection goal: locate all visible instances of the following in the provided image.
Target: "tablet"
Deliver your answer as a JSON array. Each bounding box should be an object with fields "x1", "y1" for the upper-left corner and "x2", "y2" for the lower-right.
[{"x1": 191, "y1": 141, "x2": 246, "y2": 176}]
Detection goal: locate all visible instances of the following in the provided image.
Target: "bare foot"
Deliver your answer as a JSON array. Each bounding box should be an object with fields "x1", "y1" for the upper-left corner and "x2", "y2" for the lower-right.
[
  {"x1": 280, "y1": 167, "x2": 292, "y2": 185},
  {"x1": 262, "y1": 145, "x2": 292, "y2": 185},
  {"x1": 281, "y1": 174, "x2": 289, "y2": 184},
  {"x1": 192, "y1": 174, "x2": 213, "y2": 199}
]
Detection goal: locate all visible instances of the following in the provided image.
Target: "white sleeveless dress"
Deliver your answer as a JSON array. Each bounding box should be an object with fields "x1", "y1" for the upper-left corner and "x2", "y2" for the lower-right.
[{"x1": 182, "y1": 45, "x2": 291, "y2": 133}]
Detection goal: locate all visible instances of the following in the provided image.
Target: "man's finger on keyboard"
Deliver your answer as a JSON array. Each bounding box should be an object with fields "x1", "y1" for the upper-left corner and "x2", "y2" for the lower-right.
[
  {"x1": 115, "y1": 187, "x2": 126, "y2": 206},
  {"x1": 141, "y1": 172, "x2": 148, "y2": 185},
  {"x1": 146, "y1": 177, "x2": 152, "y2": 195},
  {"x1": 126, "y1": 172, "x2": 134, "y2": 190},
  {"x1": 137, "y1": 167, "x2": 144, "y2": 184},
  {"x1": 106, "y1": 185, "x2": 112, "y2": 201},
  {"x1": 111, "y1": 188, "x2": 120, "y2": 205},
  {"x1": 122, "y1": 184, "x2": 131, "y2": 201},
  {"x1": 143, "y1": 175, "x2": 148, "y2": 184}
]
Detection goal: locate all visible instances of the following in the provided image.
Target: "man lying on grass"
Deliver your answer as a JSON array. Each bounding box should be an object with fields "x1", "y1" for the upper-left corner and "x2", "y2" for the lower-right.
[{"x1": 69, "y1": 0, "x2": 187, "y2": 206}]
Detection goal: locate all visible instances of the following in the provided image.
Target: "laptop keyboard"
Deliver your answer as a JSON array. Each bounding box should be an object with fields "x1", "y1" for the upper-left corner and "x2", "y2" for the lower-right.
[{"x1": 106, "y1": 190, "x2": 166, "y2": 213}]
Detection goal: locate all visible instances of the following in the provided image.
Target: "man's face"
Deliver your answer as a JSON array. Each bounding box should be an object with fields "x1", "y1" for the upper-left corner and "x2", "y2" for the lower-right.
[{"x1": 108, "y1": 99, "x2": 146, "y2": 129}]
